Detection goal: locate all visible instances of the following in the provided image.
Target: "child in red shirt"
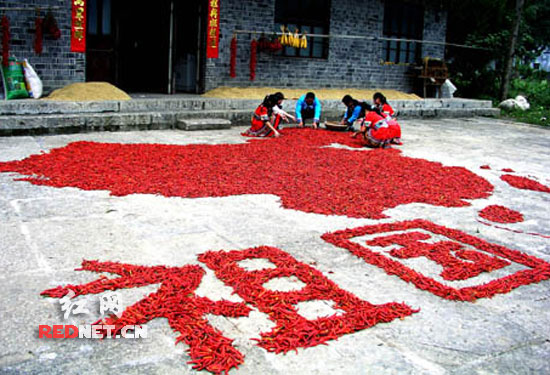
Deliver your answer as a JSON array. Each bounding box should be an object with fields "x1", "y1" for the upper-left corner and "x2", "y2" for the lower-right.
[
  {"x1": 373, "y1": 92, "x2": 395, "y2": 118},
  {"x1": 373, "y1": 92, "x2": 401, "y2": 145},
  {"x1": 243, "y1": 95, "x2": 282, "y2": 137}
]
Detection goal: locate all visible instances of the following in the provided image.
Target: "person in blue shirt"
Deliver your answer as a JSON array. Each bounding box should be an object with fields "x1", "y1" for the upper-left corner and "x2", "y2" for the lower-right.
[
  {"x1": 341, "y1": 95, "x2": 367, "y2": 131},
  {"x1": 296, "y1": 92, "x2": 322, "y2": 129}
]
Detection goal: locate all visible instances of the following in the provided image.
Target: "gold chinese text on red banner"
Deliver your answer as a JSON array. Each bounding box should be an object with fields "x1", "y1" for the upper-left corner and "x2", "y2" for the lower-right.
[
  {"x1": 71, "y1": 0, "x2": 86, "y2": 53},
  {"x1": 206, "y1": 0, "x2": 220, "y2": 58}
]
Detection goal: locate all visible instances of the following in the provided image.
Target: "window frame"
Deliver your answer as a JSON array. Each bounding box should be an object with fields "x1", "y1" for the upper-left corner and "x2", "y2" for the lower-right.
[
  {"x1": 87, "y1": 0, "x2": 112, "y2": 37},
  {"x1": 274, "y1": 0, "x2": 331, "y2": 59},
  {"x1": 382, "y1": 0, "x2": 424, "y2": 64}
]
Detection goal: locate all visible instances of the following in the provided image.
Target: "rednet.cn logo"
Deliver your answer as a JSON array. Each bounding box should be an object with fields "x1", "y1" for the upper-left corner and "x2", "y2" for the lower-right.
[
  {"x1": 38, "y1": 290, "x2": 147, "y2": 339},
  {"x1": 38, "y1": 324, "x2": 147, "y2": 339}
]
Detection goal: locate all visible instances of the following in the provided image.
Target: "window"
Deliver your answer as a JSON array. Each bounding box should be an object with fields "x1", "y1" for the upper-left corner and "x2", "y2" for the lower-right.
[
  {"x1": 382, "y1": 0, "x2": 424, "y2": 64},
  {"x1": 87, "y1": 0, "x2": 111, "y2": 36},
  {"x1": 274, "y1": 0, "x2": 331, "y2": 59}
]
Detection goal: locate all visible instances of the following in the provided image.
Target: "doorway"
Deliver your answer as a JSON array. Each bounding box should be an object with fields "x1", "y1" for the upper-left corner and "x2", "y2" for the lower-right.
[
  {"x1": 173, "y1": 0, "x2": 203, "y2": 93},
  {"x1": 86, "y1": 0, "x2": 205, "y2": 94}
]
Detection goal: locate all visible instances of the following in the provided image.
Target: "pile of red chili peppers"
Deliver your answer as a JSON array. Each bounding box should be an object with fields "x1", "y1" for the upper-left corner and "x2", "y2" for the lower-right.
[
  {"x1": 322, "y1": 219, "x2": 550, "y2": 302},
  {"x1": 20, "y1": 130, "x2": 549, "y2": 373},
  {"x1": 0, "y1": 129, "x2": 494, "y2": 220},
  {"x1": 199, "y1": 247, "x2": 416, "y2": 354},
  {"x1": 42, "y1": 247, "x2": 417, "y2": 374},
  {"x1": 500, "y1": 174, "x2": 550, "y2": 193},
  {"x1": 479, "y1": 165, "x2": 549, "y2": 193},
  {"x1": 479, "y1": 205, "x2": 524, "y2": 224},
  {"x1": 42, "y1": 260, "x2": 251, "y2": 374}
]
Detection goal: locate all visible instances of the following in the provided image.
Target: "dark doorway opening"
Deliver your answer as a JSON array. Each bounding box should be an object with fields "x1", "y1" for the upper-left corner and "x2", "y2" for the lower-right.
[
  {"x1": 86, "y1": 0, "x2": 205, "y2": 94},
  {"x1": 173, "y1": 0, "x2": 204, "y2": 93},
  {"x1": 115, "y1": 0, "x2": 170, "y2": 93}
]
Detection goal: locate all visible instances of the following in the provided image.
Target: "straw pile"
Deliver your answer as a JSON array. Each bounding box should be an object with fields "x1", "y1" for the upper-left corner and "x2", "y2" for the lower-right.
[
  {"x1": 45, "y1": 82, "x2": 131, "y2": 101},
  {"x1": 202, "y1": 87, "x2": 421, "y2": 100}
]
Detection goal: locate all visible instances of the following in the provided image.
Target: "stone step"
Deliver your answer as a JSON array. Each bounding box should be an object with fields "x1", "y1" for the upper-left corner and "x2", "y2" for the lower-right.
[
  {"x1": 177, "y1": 118, "x2": 232, "y2": 131},
  {"x1": 0, "y1": 107, "x2": 499, "y2": 136},
  {"x1": 0, "y1": 109, "x2": 251, "y2": 136},
  {"x1": 0, "y1": 98, "x2": 494, "y2": 116}
]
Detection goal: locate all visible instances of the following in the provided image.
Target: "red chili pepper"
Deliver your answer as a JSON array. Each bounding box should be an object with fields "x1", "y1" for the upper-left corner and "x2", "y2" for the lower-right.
[
  {"x1": 41, "y1": 260, "x2": 251, "y2": 375},
  {"x1": 229, "y1": 36, "x2": 237, "y2": 78},
  {"x1": 250, "y1": 38, "x2": 257, "y2": 81},
  {"x1": 199, "y1": 246, "x2": 417, "y2": 354},
  {"x1": 501, "y1": 174, "x2": 550, "y2": 193},
  {"x1": 322, "y1": 220, "x2": 550, "y2": 302},
  {"x1": 34, "y1": 16, "x2": 43, "y2": 54},
  {"x1": 479, "y1": 205, "x2": 524, "y2": 224},
  {"x1": 0, "y1": 130, "x2": 495, "y2": 220}
]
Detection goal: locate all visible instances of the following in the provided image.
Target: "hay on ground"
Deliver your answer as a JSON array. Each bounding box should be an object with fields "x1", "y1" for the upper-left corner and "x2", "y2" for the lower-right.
[
  {"x1": 45, "y1": 82, "x2": 131, "y2": 101},
  {"x1": 202, "y1": 87, "x2": 421, "y2": 100}
]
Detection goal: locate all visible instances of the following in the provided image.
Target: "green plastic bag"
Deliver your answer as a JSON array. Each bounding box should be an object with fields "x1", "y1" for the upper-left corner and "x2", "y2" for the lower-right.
[{"x1": 1, "y1": 58, "x2": 29, "y2": 100}]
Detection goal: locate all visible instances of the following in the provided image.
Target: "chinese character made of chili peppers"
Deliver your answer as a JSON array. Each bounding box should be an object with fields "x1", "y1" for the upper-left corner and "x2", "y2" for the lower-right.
[
  {"x1": 199, "y1": 246, "x2": 417, "y2": 354},
  {"x1": 42, "y1": 261, "x2": 252, "y2": 375},
  {"x1": 41, "y1": 247, "x2": 418, "y2": 374},
  {"x1": 322, "y1": 219, "x2": 550, "y2": 302}
]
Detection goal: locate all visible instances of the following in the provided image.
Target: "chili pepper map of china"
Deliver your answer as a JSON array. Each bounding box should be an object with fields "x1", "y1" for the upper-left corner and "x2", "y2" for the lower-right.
[{"x1": 1, "y1": 129, "x2": 549, "y2": 375}]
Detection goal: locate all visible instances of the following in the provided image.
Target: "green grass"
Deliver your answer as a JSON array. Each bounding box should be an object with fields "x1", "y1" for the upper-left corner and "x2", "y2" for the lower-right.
[{"x1": 501, "y1": 106, "x2": 550, "y2": 127}]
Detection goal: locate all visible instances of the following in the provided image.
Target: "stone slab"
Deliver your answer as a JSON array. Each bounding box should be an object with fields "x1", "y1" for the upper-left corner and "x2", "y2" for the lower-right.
[
  {"x1": 1, "y1": 98, "x2": 494, "y2": 116},
  {"x1": 177, "y1": 118, "x2": 232, "y2": 131},
  {"x1": 0, "y1": 102, "x2": 500, "y2": 136},
  {"x1": 0, "y1": 100, "x2": 119, "y2": 116}
]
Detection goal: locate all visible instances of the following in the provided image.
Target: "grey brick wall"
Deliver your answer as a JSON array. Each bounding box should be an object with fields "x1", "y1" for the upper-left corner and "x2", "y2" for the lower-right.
[
  {"x1": 422, "y1": 7, "x2": 447, "y2": 59},
  {"x1": 1, "y1": 0, "x2": 446, "y2": 97},
  {"x1": 205, "y1": 0, "x2": 447, "y2": 93},
  {"x1": 0, "y1": 0, "x2": 85, "y2": 97}
]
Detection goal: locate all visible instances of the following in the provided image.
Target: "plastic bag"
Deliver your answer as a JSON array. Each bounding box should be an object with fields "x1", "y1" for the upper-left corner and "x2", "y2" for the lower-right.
[
  {"x1": 1, "y1": 57, "x2": 29, "y2": 100},
  {"x1": 498, "y1": 96, "x2": 530, "y2": 111},
  {"x1": 23, "y1": 58, "x2": 43, "y2": 99},
  {"x1": 441, "y1": 79, "x2": 457, "y2": 98},
  {"x1": 514, "y1": 95, "x2": 530, "y2": 110}
]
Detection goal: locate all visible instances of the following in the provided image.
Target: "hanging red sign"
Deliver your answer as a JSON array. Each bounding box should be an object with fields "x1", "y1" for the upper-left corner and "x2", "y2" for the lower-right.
[
  {"x1": 70, "y1": 0, "x2": 86, "y2": 53},
  {"x1": 206, "y1": 0, "x2": 220, "y2": 58}
]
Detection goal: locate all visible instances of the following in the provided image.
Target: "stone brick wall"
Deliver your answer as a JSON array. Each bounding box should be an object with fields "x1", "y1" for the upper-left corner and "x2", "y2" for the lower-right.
[
  {"x1": 422, "y1": 7, "x2": 447, "y2": 59},
  {"x1": 204, "y1": 0, "x2": 448, "y2": 93},
  {"x1": 0, "y1": 0, "x2": 447, "y2": 97},
  {"x1": 0, "y1": 0, "x2": 85, "y2": 97}
]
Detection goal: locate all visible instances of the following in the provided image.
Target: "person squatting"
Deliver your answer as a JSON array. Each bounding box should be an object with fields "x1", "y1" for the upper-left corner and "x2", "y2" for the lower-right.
[{"x1": 243, "y1": 91, "x2": 402, "y2": 148}]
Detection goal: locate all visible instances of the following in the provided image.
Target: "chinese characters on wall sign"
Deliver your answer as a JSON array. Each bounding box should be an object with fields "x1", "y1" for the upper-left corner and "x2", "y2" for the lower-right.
[
  {"x1": 71, "y1": 0, "x2": 86, "y2": 53},
  {"x1": 206, "y1": 0, "x2": 220, "y2": 58}
]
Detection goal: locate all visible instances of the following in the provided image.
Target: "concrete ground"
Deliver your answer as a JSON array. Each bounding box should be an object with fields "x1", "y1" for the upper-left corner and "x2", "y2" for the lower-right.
[{"x1": 0, "y1": 117, "x2": 549, "y2": 375}]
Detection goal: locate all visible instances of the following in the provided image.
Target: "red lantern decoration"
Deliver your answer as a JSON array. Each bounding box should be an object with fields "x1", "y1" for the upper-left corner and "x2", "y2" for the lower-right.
[
  {"x1": 250, "y1": 38, "x2": 257, "y2": 81},
  {"x1": 1, "y1": 16, "x2": 10, "y2": 67},
  {"x1": 34, "y1": 17, "x2": 43, "y2": 55},
  {"x1": 229, "y1": 36, "x2": 237, "y2": 78}
]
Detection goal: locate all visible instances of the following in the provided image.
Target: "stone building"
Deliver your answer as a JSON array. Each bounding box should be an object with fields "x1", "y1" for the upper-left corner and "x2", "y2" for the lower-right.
[{"x1": 0, "y1": 0, "x2": 447, "y2": 95}]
